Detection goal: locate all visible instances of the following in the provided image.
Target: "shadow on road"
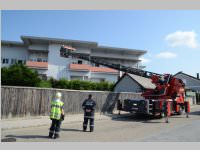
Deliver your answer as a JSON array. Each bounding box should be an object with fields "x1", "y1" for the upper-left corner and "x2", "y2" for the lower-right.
[
  {"x1": 61, "y1": 128, "x2": 82, "y2": 132},
  {"x1": 110, "y1": 113, "x2": 164, "y2": 123},
  {"x1": 189, "y1": 111, "x2": 200, "y2": 115},
  {"x1": 170, "y1": 116, "x2": 188, "y2": 118},
  {"x1": 5, "y1": 134, "x2": 49, "y2": 139},
  {"x1": 1, "y1": 138, "x2": 17, "y2": 142},
  {"x1": 106, "y1": 109, "x2": 200, "y2": 124}
]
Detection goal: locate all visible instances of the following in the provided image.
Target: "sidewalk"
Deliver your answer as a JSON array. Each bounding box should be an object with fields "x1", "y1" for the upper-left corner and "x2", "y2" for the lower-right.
[
  {"x1": 1, "y1": 111, "x2": 128, "y2": 130},
  {"x1": 1, "y1": 105, "x2": 199, "y2": 130}
]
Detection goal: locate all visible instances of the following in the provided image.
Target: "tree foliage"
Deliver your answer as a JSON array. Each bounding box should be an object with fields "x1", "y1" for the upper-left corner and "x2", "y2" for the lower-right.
[{"x1": 1, "y1": 63, "x2": 41, "y2": 87}]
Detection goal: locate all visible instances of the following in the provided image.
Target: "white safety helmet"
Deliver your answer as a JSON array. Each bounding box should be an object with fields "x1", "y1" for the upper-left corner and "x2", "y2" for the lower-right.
[{"x1": 56, "y1": 92, "x2": 62, "y2": 99}]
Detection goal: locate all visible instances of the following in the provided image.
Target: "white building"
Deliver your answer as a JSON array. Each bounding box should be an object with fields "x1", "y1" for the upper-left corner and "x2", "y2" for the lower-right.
[{"x1": 1, "y1": 36, "x2": 146, "y2": 82}]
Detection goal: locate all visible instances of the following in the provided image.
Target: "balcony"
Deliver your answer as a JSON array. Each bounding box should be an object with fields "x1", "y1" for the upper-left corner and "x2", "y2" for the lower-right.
[
  {"x1": 69, "y1": 64, "x2": 118, "y2": 73},
  {"x1": 26, "y1": 61, "x2": 48, "y2": 69}
]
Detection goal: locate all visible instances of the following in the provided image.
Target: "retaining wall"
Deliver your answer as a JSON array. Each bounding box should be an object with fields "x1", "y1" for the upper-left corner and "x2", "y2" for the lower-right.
[{"x1": 1, "y1": 86, "x2": 143, "y2": 118}]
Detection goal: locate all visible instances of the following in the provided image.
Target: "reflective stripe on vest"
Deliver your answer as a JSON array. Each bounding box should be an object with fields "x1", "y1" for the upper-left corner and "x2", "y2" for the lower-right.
[{"x1": 50, "y1": 101, "x2": 64, "y2": 120}]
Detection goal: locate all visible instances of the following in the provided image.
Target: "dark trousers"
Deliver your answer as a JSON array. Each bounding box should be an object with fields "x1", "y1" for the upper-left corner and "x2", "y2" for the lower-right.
[
  {"x1": 49, "y1": 119, "x2": 62, "y2": 136},
  {"x1": 83, "y1": 117, "x2": 94, "y2": 131}
]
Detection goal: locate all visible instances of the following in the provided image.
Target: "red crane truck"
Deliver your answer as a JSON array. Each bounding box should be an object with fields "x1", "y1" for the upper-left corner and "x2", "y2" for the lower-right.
[{"x1": 60, "y1": 45, "x2": 190, "y2": 123}]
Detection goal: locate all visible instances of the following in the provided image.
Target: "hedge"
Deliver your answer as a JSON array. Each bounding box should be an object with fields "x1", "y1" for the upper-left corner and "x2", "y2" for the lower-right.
[
  {"x1": 48, "y1": 78, "x2": 115, "y2": 91},
  {"x1": 1, "y1": 64, "x2": 115, "y2": 91}
]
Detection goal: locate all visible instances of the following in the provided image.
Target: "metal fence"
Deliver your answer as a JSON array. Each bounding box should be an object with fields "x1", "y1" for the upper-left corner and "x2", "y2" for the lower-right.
[{"x1": 1, "y1": 86, "x2": 143, "y2": 118}]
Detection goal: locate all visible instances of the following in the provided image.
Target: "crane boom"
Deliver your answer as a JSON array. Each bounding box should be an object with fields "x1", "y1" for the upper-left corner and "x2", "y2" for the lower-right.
[{"x1": 60, "y1": 45, "x2": 161, "y2": 78}]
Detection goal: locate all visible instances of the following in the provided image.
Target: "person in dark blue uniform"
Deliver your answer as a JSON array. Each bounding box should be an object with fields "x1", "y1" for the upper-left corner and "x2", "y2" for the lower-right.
[{"x1": 82, "y1": 94, "x2": 96, "y2": 132}]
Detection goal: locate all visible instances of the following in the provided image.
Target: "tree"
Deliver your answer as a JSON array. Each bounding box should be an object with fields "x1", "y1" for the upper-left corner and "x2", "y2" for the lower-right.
[{"x1": 1, "y1": 63, "x2": 41, "y2": 87}]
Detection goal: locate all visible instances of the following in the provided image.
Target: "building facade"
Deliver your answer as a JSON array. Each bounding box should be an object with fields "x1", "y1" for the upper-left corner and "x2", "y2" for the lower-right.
[
  {"x1": 174, "y1": 72, "x2": 200, "y2": 92},
  {"x1": 1, "y1": 36, "x2": 146, "y2": 83},
  {"x1": 174, "y1": 72, "x2": 200, "y2": 104}
]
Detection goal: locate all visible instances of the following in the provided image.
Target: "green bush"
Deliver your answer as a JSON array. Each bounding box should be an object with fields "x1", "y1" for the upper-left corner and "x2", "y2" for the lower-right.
[
  {"x1": 90, "y1": 82, "x2": 97, "y2": 90},
  {"x1": 96, "y1": 81, "x2": 113, "y2": 91},
  {"x1": 70, "y1": 80, "x2": 82, "y2": 90},
  {"x1": 1, "y1": 63, "x2": 41, "y2": 87},
  {"x1": 49, "y1": 78, "x2": 114, "y2": 91},
  {"x1": 38, "y1": 80, "x2": 52, "y2": 88}
]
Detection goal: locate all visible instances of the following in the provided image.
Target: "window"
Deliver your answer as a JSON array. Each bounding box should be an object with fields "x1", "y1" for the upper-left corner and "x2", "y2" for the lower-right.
[
  {"x1": 78, "y1": 60, "x2": 82, "y2": 64},
  {"x1": 18, "y1": 60, "x2": 23, "y2": 64},
  {"x1": 11, "y1": 59, "x2": 17, "y2": 64},
  {"x1": 37, "y1": 58, "x2": 42, "y2": 62},
  {"x1": 30, "y1": 58, "x2": 36, "y2": 62},
  {"x1": 83, "y1": 76, "x2": 88, "y2": 81},
  {"x1": 39, "y1": 74, "x2": 47, "y2": 80},
  {"x1": 100, "y1": 78, "x2": 105, "y2": 82},
  {"x1": 95, "y1": 63, "x2": 99, "y2": 67},
  {"x1": 42, "y1": 58, "x2": 48, "y2": 62},
  {"x1": 2, "y1": 58, "x2": 9, "y2": 64},
  {"x1": 90, "y1": 78, "x2": 105, "y2": 83}
]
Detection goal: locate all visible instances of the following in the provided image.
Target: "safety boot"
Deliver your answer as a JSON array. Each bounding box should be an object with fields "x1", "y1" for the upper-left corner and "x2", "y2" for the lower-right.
[
  {"x1": 83, "y1": 126, "x2": 87, "y2": 132},
  {"x1": 53, "y1": 133, "x2": 59, "y2": 139},
  {"x1": 90, "y1": 127, "x2": 94, "y2": 132},
  {"x1": 48, "y1": 132, "x2": 53, "y2": 138}
]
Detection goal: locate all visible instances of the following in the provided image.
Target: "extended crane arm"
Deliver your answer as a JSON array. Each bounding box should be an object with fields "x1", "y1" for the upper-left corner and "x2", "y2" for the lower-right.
[{"x1": 60, "y1": 45, "x2": 161, "y2": 78}]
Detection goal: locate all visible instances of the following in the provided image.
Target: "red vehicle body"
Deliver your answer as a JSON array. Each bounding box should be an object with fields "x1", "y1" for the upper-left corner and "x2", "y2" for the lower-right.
[
  {"x1": 141, "y1": 74, "x2": 190, "y2": 119},
  {"x1": 60, "y1": 45, "x2": 190, "y2": 122}
]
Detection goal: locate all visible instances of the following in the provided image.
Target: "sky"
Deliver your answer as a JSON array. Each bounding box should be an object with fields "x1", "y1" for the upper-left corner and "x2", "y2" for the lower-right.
[{"x1": 1, "y1": 10, "x2": 200, "y2": 77}]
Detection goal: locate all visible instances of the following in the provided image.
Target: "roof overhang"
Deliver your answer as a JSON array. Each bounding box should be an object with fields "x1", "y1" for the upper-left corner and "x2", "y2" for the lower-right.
[
  {"x1": 21, "y1": 35, "x2": 98, "y2": 48},
  {"x1": 2, "y1": 36, "x2": 148, "y2": 58},
  {"x1": 1, "y1": 40, "x2": 25, "y2": 47},
  {"x1": 93, "y1": 46, "x2": 147, "y2": 56}
]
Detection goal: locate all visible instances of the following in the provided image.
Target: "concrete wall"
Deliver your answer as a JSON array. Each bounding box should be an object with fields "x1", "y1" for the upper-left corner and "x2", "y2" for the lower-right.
[
  {"x1": 91, "y1": 52, "x2": 139, "y2": 61},
  {"x1": 1, "y1": 45, "x2": 28, "y2": 67},
  {"x1": 75, "y1": 47, "x2": 91, "y2": 55},
  {"x1": 28, "y1": 51, "x2": 48, "y2": 61},
  {"x1": 69, "y1": 70, "x2": 90, "y2": 80},
  {"x1": 28, "y1": 44, "x2": 48, "y2": 51},
  {"x1": 69, "y1": 71, "x2": 118, "y2": 82},
  {"x1": 47, "y1": 44, "x2": 70, "y2": 79},
  {"x1": 1, "y1": 86, "x2": 143, "y2": 118}
]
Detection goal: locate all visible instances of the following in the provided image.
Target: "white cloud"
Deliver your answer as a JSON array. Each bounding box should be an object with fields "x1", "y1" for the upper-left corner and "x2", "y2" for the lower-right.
[
  {"x1": 140, "y1": 57, "x2": 151, "y2": 63},
  {"x1": 165, "y1": 31, "x2": 198, "y2": 48},
  {"x1": 156, "y1": 52, "x2": 177, "y2": 59}
]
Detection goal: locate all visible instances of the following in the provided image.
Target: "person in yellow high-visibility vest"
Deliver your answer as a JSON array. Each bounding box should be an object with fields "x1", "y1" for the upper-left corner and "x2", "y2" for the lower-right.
[{"x1": 49, "y1": 92, "x2": 64, "y2": 139}]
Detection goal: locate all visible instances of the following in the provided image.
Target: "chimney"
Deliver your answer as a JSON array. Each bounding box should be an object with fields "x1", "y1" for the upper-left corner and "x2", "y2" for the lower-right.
[{"x1": 197, "y1": 73, "x2": 199, "y2": 79}]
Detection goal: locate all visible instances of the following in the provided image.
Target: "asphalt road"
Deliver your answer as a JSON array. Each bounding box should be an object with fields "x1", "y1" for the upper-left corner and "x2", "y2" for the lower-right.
[{"x1": 2, "y1": 110, "x2": 200, "y2": 142}]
